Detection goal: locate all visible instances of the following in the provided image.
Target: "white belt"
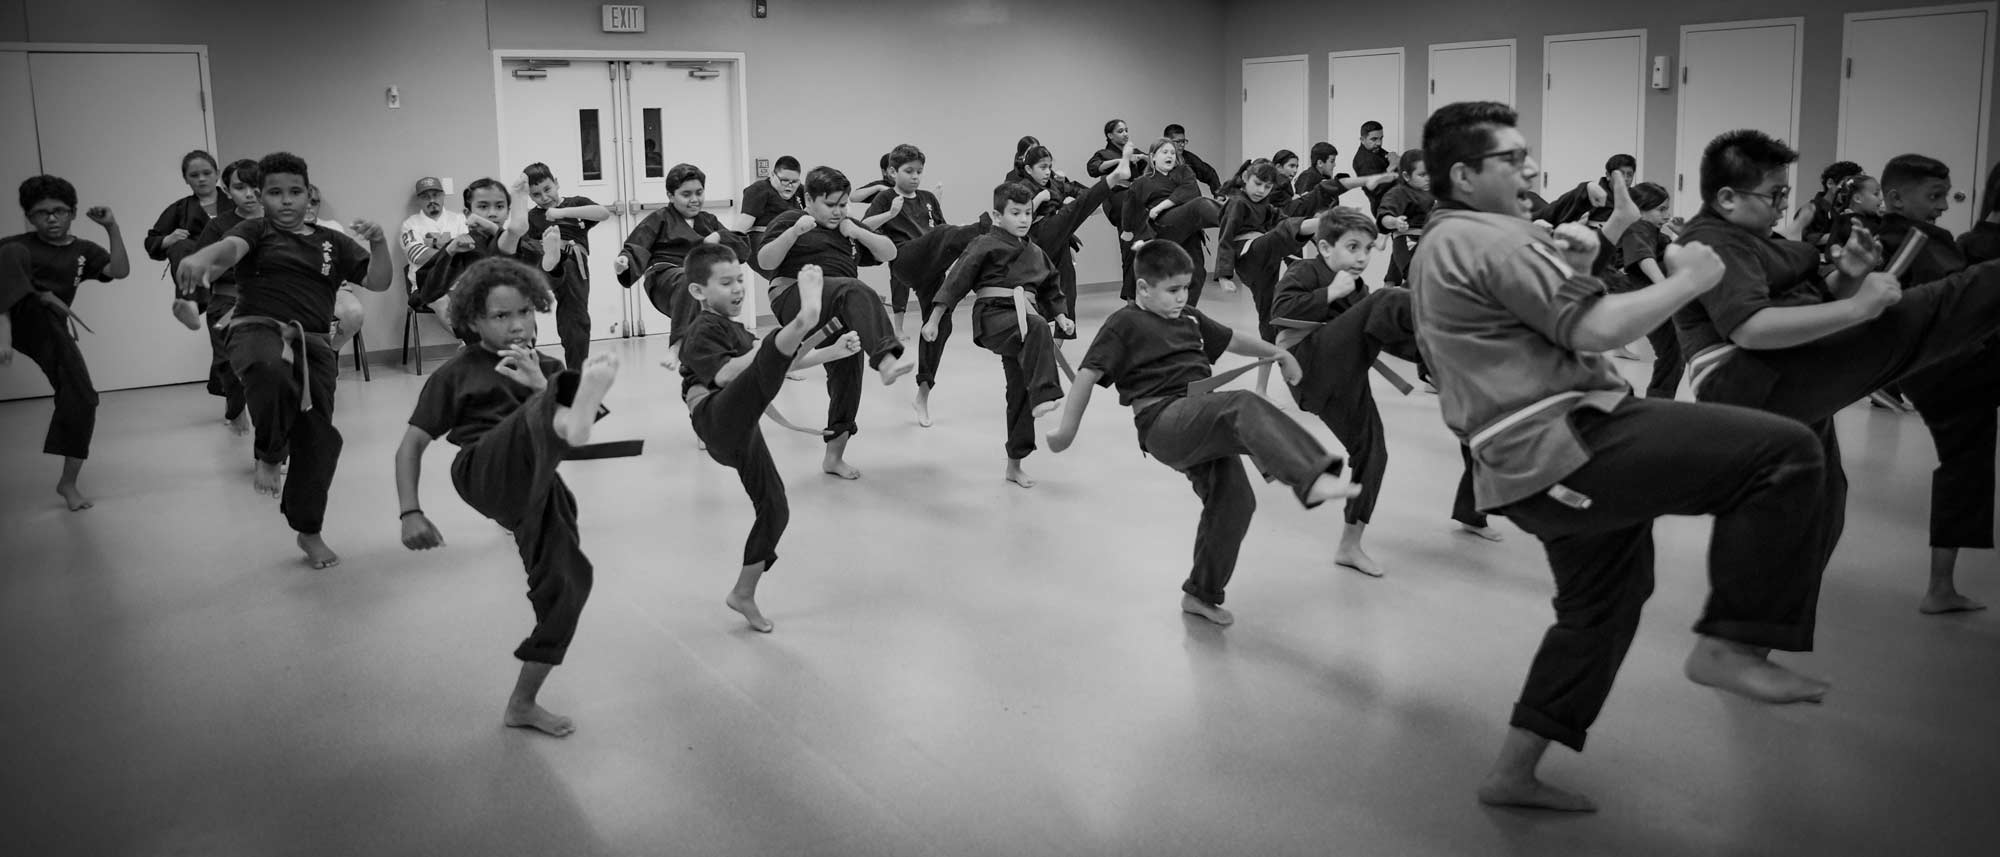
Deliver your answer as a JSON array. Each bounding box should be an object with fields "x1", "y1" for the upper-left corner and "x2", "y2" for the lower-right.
[
  {"x1": 1684, "y1": 344, "x2": 1739, "y2": 398},
  {"x1": 1468, "y1": 391, "x2": 1587, "y2": 451}
]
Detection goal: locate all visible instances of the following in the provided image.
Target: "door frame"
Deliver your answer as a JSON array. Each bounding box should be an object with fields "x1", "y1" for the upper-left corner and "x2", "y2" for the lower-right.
[
  {"x1": 1675, "y1": 18, "x2": 1805, "y2": 200},
  {"x1": 1427, "y1": 38, "x2": 1517, "y2": 112},
  {"x1": 0, "y1": 42, "x2": 219, "y2": 161},
  {"x1": 1240, "y1": 53, "x2": 1310, "y2": 166},
  {"x1": 1834, "y1": 2, "x2": 1995, "y2": 216},
  {"x1": 1327, "y1": 47, "x2": 1405, "y2": 155},
  {"x1": 491, "y1": 49, "x2": 751, "y2": 203},
  {"x1": 1540, "y1": 29, "x2": 1648, "y2": 183}
]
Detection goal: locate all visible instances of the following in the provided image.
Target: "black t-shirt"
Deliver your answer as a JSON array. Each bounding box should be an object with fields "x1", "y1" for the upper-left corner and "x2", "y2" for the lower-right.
[
  {"x1": 864, "y1": 189, "x2": 943, "y2": 246},
  {"x1": 1617, "y1": 220, "x2": 1668, "y2": 279},
  {"x1": 1673, "y1": 209, "x2": 1826, "y2": 354},
  {"x1": 408, "y1": 345, "x2": 568, "y2": 447},
  {"x1": 1080, "y1": 304, "x2": 1233, "y2": 436},
  {"x1": 226, "y1": 218, "x2": 370, "y2": 332},
  {"x1": 741, "y1": 180, "x2": 803, "y2": 231},
  {"x1": 0, "y1": 232, "x2": 112, "y2": 311},
  {"x1": 192, "y1": 208, "x2": 255, "y2": 294},
  {"x1": 528, "y1": 196, "x2": 601, "y2": 250},
  {"x1": 1876, "y1": 215, "x2": 1968, "y2": 287},
  {"x1": 755, "y1": 210, "x2": 877, "y2": 279},
  {"x1": 1960, "y1": 221, "x2": 2000, "y2": 265},
  {"x1": 145, "y1": 194, "x2": 214, "y2": 262},
  {"x1": 676, "y1": 308, "x2": 756, "y2": 400}
]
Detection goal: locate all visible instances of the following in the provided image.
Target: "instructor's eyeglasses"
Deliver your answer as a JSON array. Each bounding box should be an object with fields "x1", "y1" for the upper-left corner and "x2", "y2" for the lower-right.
[{"x1": 1464, "y1": 147, "x2": 1533, "y2": 169}]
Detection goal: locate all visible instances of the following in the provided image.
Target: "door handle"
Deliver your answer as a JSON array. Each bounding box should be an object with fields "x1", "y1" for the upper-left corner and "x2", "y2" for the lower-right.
[
  {"x1": 607, "y1": 201, "x2": 629, "y2": 216},
  {"x1": 1954, "y1": 191, "x2": 1968, "y2": 203}
]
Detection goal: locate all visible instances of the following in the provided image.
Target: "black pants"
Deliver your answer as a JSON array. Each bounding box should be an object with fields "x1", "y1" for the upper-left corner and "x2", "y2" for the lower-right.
[
  {"x1": 969, "y1": 299, "x2": 1063, "y2": 460},
  {"x1": 1644, "y1": 320, "x2": 1683, "y2": 399},
  {"x1": 10, "y1": 301, "x2": 97, "y2": 460},
  {"x1": 887, "y1": 269, "x2": 913, "y2": 316},
  {"x1": 1386, "y1": 234, "x2": 1417, "y2": 287},
  {"x1": 1029, "y1": 179, "x2": 1114, "y2": 334},
  {"x1": 640, "y1": 265, "x2": 699, "y2": 347},
  {"x1": 769, "y1": 276, "x2": 905, "y2": 441},
  {"x1": 1696, "y1": 260, "x2": 2000, "y2": 574},
  {"x1": 1140, "y1": 391, "x2": 1344, "y2": 606},
  {"x1": 204, "y1": 291, "x2": 245, "y2": 419},
  {"x1": 1493, "y1": 398, "x2": 1826, "y2": 751},
  {"x1": 1452, "y1": 445, "x2": 1487, "y2": 529},
  {"x1": 1235, "y1": 230, "x2": 1302, "y2": 343},
  {"x1": 1288, "y1": 290, "x2": 1424, "y2": 525},
  {"x1": 693, "y1": 336, "x2": 795, "y2": 569},
  {"x1": 551, "y1": 255, "x2": 591, "y2": 370},
  {"x1": 1903, "y1": 337, "x2": 2000, "y2": 549},
  {"x1": 451, "y1": 370, "x2": 593, "y2": 665},
  {"x1": 893, "y1": 223, "x2": 987, "y2": 389},
  {"x1": 1145, "y1": 198, "x2": 1221, "y2": 306},
  {"x1": 1108, "y1": 199, "x2": 1138, "y2": 302},
  {"x1": 227, "y1": 322, "x2": 341, "y2": 535}
]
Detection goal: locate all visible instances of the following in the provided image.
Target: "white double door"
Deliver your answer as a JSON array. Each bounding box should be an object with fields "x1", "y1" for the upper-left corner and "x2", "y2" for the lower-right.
[
  {"x1": 1, "y1": 48, "x2": 216, "y2": 401},
  {"x1": 496, "y1": 56, "x2": 750, "y2": 340}
]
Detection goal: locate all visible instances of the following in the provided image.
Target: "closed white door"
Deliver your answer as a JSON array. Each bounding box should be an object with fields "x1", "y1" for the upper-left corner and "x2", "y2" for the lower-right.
[
  {"x1": 1675, "y1": 20, "x2": 1802, "y2": 219},
  {"x1": 496, "y1": 60, "x2": 628, "y2": 347},
  {"x1": 1242, "y1": 56, "x2": 1307, "y2": 167},
  {"x1": 0, "y1": 52, "x2": 36, "y2": 195},
  {"x1": 1839, "y1": 4, "x2": 1994, "y2": 236},
  {"x1": 623, "y1": 60, "x2": 750, "y2": 334},
  {"x1": 1429, "y1": 40, "x2": 1516, "y2": 116},
  {"x1": 1329, "y1": 47, "x2": 1404, "y2": 209},
  {"x1": 1, "y1": 51, "x2": 213, "y2": 402},
  {"x1": 1542, "y1": 32, "x2": 1646, "y2": 197}
]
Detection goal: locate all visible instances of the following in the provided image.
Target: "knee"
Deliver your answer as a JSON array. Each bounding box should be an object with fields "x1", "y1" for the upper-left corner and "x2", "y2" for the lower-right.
[{"x1": 333, "y1": 292, "x2": 366, "y2": 335}]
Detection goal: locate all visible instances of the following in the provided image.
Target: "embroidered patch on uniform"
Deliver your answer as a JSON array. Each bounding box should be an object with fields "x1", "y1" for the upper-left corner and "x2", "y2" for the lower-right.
[
  {"x1": 1547, "y1": 483, "x2": 1593, "y2": 510},
  {"x1": 1527, "y1": 242, "x2": 1575, "y2": 279},
  {"x1": 321, "y1": 241, "x2": 335, "y2": 276}
]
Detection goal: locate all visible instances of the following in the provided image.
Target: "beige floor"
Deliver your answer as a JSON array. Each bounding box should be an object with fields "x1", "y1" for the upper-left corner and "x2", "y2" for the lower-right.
[{"x1": 3, "y1": 286, "x2": 1997, "y2": 857}]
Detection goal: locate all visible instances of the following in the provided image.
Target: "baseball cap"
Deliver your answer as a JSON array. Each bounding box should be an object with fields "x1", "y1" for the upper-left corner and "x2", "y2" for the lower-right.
[{"x1": 413, "y1": 177, "x2": 444, "y2": 195}]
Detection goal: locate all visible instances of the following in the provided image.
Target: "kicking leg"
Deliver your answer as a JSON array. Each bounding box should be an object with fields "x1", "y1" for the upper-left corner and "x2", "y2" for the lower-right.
[{"x1": 556, "y1": 351, "x2": 621, "y2": 446}]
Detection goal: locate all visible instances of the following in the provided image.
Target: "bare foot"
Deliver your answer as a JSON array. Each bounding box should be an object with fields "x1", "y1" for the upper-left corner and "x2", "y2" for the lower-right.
[
  {"x1": 878, "y1": 354, "x2": 915, "y2": 386},
  {"x1": 296, "y1": 532, "x2": 340, "y2": 569},
  {"x1": 1684, "y1": 638, "x2": 1829, "y2": 704},
  {"x1": 1458, "y1": 522, "x2": 1505, "y2": 542},
  {"x1": 787, "y1": 372, "x2": 806, "y2": 381},
  {"x1": 1477, "y1": 774, "x2": 1598, "y2": 812},
  {"x1": 1181, "y1": 594, "x2": 1234, "y2": 626},
  {"x1": 1031, "y1": 398, "x2": 1062, "y2": 419},
  {"x1": 914, "y1": 395, "x2": 933, "y2": 428},
  {"x1": 172, "y1": 299, "x2": 202, "y2": 331},
  {"x1": 57, "y1": 483, "x2": 93, "y2": 511},
  {"x1": 1109, "y1": 153, "x2": 1135, "y2": 187},
  {"x1": 1920, "y1": 591, "x2": 1987, "y2": 615},
  {"x1": 1335, "y1": 544, "x2": 1384, "y2": 578},
  {"x1": 1006, "y1": 459, "x2": 1036, "y2": 489},
  {"x1": 822, "y1": 457, "x2": 862, "y2": 480},
  {"x1": 559, "y1": 352, "x2": 620, "y2": 445},
  {"x1": 227, "y1": 411, "x2": 251, "y2": 437},
  {"x1": 726, "y1": 592, "x2": 774, "y2": 633},
  {"x1": 254, "y1": 461, "x2": 284, "y2": 497},
  {"x1": 504, "y1": 702, "x2": 576, "y2": 737}
]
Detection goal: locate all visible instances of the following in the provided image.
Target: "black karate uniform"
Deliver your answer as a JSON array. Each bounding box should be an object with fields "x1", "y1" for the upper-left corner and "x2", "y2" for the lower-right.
[
  {"x1": 1122, "y1": 167, "x2": 1222, "y2": 305},
  {"x1": 528, "y1": 196, "x2": 602, "y2": 369},
  {"x1": 681, "y1": 310, "x2": 794, "y2": 569},
  {"x1": 1615, "y1": 219, "x2": 1683, "y2": 398},
  {"x1": 754, "y1": 211, "x2": 905, "y2": 441},
  {"x1": 188, "y1": 208, "x2": 254, "y2": 418},
  {"x1": 615, "y1": 208, "x2": 750, "y2": 346},
  {"x1": 933, "y1": 226, "x2": 1068, "y2": 460},
  {"x1": 864, "y1": 188, "x2": 944, "y2": 314},
  {"x1": 0, "y1": 233, "x2": 109, "y2": 460}
]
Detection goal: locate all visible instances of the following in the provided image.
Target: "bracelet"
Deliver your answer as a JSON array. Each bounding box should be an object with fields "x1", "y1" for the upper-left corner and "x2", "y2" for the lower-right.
[{"x1": 400, "y1": 509, "x2": 423, "y2": 519}]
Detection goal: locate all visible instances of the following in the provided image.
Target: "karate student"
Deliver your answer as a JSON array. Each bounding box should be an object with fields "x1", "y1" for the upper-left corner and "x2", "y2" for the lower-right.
[
  {"x1": 413, "y1": 177, "x2": 557, "y2": 314},
  {"x1": 179, "y1": 157, "x2": 262, "y2": 435},
  {"x1": 1088, "y1": 118, "x2": 1142, "y2": 299},
  {"x1": 1824, "y1": 172, "x2": 1884, "y2": 253},
  {"x1": 615, "y1": 163, "x2": 752, "y2": 367},
  {"x1": 525, "y1": 162, "x2": 610, "y2": 369},
  {"x1": 1046, "y1": 241, "x2": 1356, "y2": 626},
  {"x1": 1288, "y1": 143, "x2": 1394, "y2": 218},
  {"x1": 1869, "y1": 155, "x2": 1996, "y2": 614},
  {"x1": 847, "y1": 153, "x2": 896, "y2": 207},
  {"x1": 146, "y1": 150, "x2": 219, "y2": 329},
  {"x1": 1800, "y1": 161, "x2": 1864, "y2": 251},
  {"x1": 1675, "y1": 131, "x2": 2000, "y2": 606},
  {"x1": 1163, "y1": 124, "x2": 1222, "y2": 194},
  {"x1": 0, "y1": 175, "x2": 129, "y2": 511},
  {"x1": 1411, "y1": 101, "x2": 1837, "y2": 812},
  {"x1": 396, "y1": 257, "x2": 620, "y2": 738},
  {"x1": 680, "y1": 252, "x2": 858, "y2": 632},
  {"x1": 1375, "y1": 149, "x2": 1434, "y2": 288},
  {"x1": 862, "y1": 144, "x2": 944, "y2": 338},
  {"x1": 176, "y1": 152, "x2": 393, "y2": 569},
  {"x1": 924, "y1": 182, "x2": 1074, "y2": 488},
  {"x1": 1122, "y1": 138, "x2": 1224, "y2": 305},
  {"x1": 1537, "y1": 154, "x2": 1635, "y2": 226},
  {"x1": 1352, "y1": 121, "x2": 1392, "y2": 211},
  {"x1": 1268, "y1": 149, "x2": 1300, "y2": 211},
  {"x1": 1214, "y1": 162, "x2": 1327, "y2": 396},
  {"x1": 738, "y1": 155, "x2": 804, "y2": 236},
  {"x1": 754, "y1": 166, "x2": 914, "y2": 479},
  {"x1": 1010, "y1": 144, "x2": 1091, "y2": 329},
  {"x1": 1612, "y1": 182, "x2": 1684, "y2": 397}
]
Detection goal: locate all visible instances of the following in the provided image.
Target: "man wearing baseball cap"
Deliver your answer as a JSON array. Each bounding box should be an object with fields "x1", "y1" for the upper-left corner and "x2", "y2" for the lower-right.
[{"x1": 399, "y1": 176, "x2": 468, "y2": 284}]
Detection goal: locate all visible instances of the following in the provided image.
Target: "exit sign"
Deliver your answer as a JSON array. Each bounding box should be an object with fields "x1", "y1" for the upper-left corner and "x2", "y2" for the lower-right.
[{"x1": 602, "y1": 5, "x2": 645, "y2": 32}]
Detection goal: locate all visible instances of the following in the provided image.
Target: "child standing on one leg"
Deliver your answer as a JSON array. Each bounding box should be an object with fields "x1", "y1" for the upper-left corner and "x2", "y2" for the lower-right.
[
  {"x1": 681, "y1": 255, "x2": 859, "y2": 631},
  {"x1": 925, "y1": 182, "x2": 1073, "y2": 488},
  {"x1": 526, "y1": 162, "x2": 611, "y2": 370},
  {"x1": 862, "y1": 144, "x2": 944, "y2": 341},
  {"x1": 1612, "y1": 182, "x2": 1685, "y2": 397},
  {"x1": 0, "y1": 175, "x2": 130, "y2": 510},
  {"x1": 1045, "y1": 241, "x2": 1357, "y2": 625},
  {"x1": 395, "y1": 257, "x2": 619, "y2": 737},
  {"x1": 615, "y1": 163, "x2": 752, "y2": 369},
  {"x1": 180, "y1": 158, "x2": 263, "y2": 436},
  {"x1": 754, "y1": 166, "x2": 915, "y2": 479},
  {"x1": 177, "y1": 152, "x2": 393, "y2": 568}
]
